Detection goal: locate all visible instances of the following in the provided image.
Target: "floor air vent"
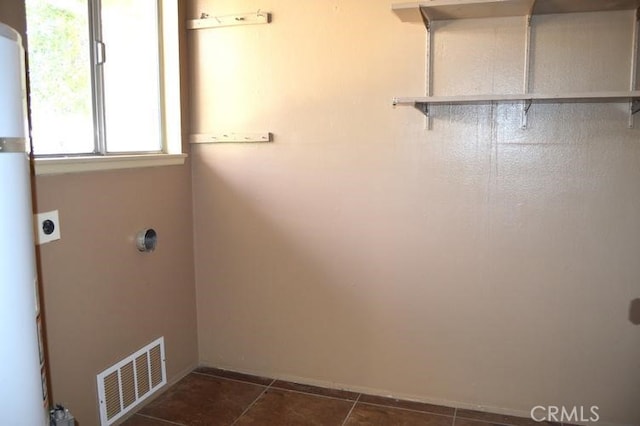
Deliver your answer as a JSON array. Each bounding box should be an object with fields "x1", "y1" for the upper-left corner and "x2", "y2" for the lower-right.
[{"x1": 97, "y1": 337, "x2": 166, "y2": 425}]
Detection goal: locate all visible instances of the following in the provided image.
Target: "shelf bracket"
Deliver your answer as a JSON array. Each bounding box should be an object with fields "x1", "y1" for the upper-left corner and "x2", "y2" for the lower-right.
[
  {"x1": 521, "y1": 99, "x2": 532, "y2": 129},
  {"x1": 629, "y1": 8, "x2": 639, "y2": 128},
  {"x1": 414, "y1": 102, "x2": 430, "y2": 117},
  {"x1": 521, "y1": 14, "x2": 532, "y2": 130},
  {"x1": 419, "y1": 6, "x2": 432, "y2": 32},
  {"x1": 424, "y1": 21, "x2": 433, "y2": 130}
]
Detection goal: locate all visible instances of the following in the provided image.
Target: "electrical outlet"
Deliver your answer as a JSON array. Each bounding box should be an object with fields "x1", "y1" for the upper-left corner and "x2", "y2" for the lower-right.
[{"x1": 34, "y1": 210, "x2": 61, "y2": 245}]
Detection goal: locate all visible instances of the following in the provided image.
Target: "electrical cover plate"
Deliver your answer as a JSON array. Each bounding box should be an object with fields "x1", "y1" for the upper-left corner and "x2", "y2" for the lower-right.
[{"x1": 34, "y1": 210, "x2": 60, "y2": 245}]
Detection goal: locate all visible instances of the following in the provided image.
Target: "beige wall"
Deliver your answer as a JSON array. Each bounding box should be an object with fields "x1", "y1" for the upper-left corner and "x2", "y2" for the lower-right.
[
  {"x1": 0, "y1": 3, "x2": 25, "y2": 34},
  {"x1": 1, "y1": 2, "x2": 198, "y2": 424},
  {"x1": 4, "y1": 0, "x2": 640, "y2": 424},
  {"x1": 34, "y1": 165, "x2": 198, "y2": 424},
  {"x1": 189, "y1": 1, "x2": 640, "y2": 425}
]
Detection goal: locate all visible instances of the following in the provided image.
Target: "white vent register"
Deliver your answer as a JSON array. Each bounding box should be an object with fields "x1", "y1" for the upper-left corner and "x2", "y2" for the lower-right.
[{"x1": 96, "y1": 337, "x2": 166, "y2": 425}]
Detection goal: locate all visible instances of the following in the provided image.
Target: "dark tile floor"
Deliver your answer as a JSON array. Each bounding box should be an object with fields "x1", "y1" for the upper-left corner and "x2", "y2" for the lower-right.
[{"x1": 122, "y1": 367, "x2": 564, "y2": 426}]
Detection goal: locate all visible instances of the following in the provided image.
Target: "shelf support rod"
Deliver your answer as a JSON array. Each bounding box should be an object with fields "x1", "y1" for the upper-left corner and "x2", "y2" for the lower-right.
[
  {"x1": 521, "y1": 14, "x2": 532, "y2": 130},
  {"x1": 629, "y1": 8, "x2": 639, "y2": 128},
  {"x1": 424, "y1": 20, "x2": 433, "y2": 129}
]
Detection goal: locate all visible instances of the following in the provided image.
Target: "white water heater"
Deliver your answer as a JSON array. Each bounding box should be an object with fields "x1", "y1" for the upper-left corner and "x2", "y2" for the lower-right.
[{"x1": 0, "y1": 22, "x2": 48, "y2": 425}]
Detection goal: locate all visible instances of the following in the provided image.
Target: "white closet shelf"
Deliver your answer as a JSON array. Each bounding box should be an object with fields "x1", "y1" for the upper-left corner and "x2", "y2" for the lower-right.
[
  {"x1": 392, "y1": 1, "x2": 640, "y2": 128},
  {"x1": 393, "y1": 91, "x2": 640, "y2": 107},
  {"x1": 392, "y1": 0, "x2": 640, "y2": 25}
]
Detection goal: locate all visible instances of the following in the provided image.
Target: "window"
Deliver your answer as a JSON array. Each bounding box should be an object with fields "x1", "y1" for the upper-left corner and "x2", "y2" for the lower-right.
[{"x1": 25, "y1": 0, "x2": 184, "y2": 173}]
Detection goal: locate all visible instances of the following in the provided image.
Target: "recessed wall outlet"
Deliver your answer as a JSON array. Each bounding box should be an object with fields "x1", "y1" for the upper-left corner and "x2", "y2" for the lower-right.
[{"x1": 34, "y1": 210, "x2": 61, "y2": 245}]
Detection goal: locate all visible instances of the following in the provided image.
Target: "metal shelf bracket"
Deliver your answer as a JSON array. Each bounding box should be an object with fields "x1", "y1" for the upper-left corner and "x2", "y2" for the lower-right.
[
  {"x1": 415, "y1": 102, "x2": 430, "y2": 117},
  {"x1": 521, "y1": 14, "x2": 532, "y2": 129},
  {"x1": 521, "y1": 99, "x2": 532, "y2": 129},
  {"x1": 629, "y1": 8, "x2": 640, "y2": 128}
]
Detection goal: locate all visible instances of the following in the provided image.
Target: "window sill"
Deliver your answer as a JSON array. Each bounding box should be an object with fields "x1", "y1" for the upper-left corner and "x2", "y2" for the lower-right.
[{"x1": 33, "y1": 153, "x2": 188, "y2": 176}]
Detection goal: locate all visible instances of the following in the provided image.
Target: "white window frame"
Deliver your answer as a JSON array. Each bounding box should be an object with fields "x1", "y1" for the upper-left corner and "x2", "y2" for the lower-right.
[{"x1": 31, "y1": 0, "x2": 185, "y2": 175}]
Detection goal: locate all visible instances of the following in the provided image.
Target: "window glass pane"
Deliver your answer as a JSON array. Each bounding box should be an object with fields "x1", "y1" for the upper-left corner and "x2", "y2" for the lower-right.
[
  {"x1": 25, "y1": 0, "x2": 94, "y2": 155},
  {"x1": 102, "y1": 0, "x2": 162, "y2": 153}
]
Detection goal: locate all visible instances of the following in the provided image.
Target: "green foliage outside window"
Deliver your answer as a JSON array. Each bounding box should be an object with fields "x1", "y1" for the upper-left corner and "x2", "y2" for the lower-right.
[{"x1": 26, "y1": 0, "x2": 90, "y2": 116}]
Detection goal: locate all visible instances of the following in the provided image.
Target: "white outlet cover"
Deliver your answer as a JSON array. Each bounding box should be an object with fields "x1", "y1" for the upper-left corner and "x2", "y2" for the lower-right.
[{"x1": 34, "y1": 210, "x2": 61, "y2": 245}]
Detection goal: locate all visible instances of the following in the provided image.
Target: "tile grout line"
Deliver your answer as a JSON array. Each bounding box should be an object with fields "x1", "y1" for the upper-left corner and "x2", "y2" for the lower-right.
[
  {"x1": 340, "y1": 393, "x2": 361, "y2": 426},
  {"x1": 134, "y1": 371, "x2": 527, "y2": 426},
  {"x1": 193, "y1": 371, "x2": 362, "y2": 404},
  {"x1": 194, "y1": 370, "x2": 356, "y2": 402},
  {"x1": 193, "y1": 370, "x2": 457, "y2": 419},
  {"x1": 133, "y1": 413, "x2": 187, "y2": 426},
  {"x1": 200, "y1": 369, "x2": 457, "y2": 419},
  {"x1": 230, "y1": 378, "x2": 276, "y2": 426},
  {"x1": 453, "y1": 414, "x2": 513, "y2": 426},
  {"x1": 356, "y1": 400, "x2": 455, "y2": 418},
  {"x1": 189, "y1": 371, "x2": 466, "y2": 424},
  {"x1": 269, "y1": 386, "x2": 361, "y2": 403},
  {"x1": 192, "y1": 370, "x2": 272, "y2": 387}
]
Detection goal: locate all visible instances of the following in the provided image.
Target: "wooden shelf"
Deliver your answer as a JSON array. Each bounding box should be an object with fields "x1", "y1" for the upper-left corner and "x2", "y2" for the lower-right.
[{"x1": 392, "y1": 0, "x2": 640, "y2": 25}]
